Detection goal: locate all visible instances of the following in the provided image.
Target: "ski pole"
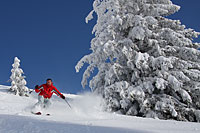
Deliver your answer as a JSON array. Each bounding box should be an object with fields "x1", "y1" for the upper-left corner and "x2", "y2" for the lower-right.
[{"x1": 64, "y1": 98, "x2": 72, "y2": 109}]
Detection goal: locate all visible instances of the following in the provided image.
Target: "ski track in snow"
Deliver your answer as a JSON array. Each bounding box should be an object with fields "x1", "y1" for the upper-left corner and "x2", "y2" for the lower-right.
[{"x1": 0, "y1": 85, "x2": 200, "y2": 133}]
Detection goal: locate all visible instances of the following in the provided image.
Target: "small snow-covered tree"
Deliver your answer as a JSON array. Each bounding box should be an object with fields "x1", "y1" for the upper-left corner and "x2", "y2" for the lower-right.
[
  {"x1": 76, "y1": 0, "x2": 200, "y2": 122},
  {"x1": 10, "y1": 57, "x2": 29, "y2": 96}
]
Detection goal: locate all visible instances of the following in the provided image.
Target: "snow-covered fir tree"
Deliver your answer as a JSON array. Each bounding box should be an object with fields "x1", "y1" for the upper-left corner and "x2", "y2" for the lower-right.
[
  {"x1": 10, "y1": 57, "x2": 29, "y2": 96},
  {"x1": 76, "y1": 0, "x2": 200, "y2": 122}
]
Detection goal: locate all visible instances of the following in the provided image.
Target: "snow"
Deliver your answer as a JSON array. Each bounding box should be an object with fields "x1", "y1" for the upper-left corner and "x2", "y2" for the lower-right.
[
  {"x1": 129, "y1": 26, "x2": 145, "y2": 40},
  {"x1": 0, "y1": 85, "x2": 200, "y2": 133},
  {"x1": 86, "y1": 10, "x2": 94, "y2": 24}
]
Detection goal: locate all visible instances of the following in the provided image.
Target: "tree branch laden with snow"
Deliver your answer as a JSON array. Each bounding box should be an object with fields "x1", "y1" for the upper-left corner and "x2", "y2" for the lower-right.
[
  {"x1": 76, "y1": 0, "x2": 200, "y2": 122},
  {"x1": 10, "y1": 57, "x2": 29, "y2": 96}
]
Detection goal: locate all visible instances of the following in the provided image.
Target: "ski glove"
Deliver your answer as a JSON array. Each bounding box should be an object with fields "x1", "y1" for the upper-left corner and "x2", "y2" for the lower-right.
[
  {"x1": 61, "y1": 94, "x2": 65, "y2": 99},
  {"x1": 35, "y1": 85, "x2": 39, "y2": 89}
]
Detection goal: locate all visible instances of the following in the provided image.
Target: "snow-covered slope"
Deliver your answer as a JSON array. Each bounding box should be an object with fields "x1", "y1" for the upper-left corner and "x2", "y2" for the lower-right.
[{"x1": 0, "y1": 85, "x2": 199, "y2": 133}]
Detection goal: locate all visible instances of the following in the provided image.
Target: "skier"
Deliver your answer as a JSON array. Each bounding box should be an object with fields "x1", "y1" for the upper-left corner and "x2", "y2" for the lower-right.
[{"x1": 33, "y1": 78, "x2": 65, "y2": 115}]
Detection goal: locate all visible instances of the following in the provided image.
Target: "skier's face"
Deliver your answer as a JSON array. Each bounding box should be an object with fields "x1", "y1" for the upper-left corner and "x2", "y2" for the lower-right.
[{"x1": 46, "y1": 80, "x2": 52, "y2": 86}]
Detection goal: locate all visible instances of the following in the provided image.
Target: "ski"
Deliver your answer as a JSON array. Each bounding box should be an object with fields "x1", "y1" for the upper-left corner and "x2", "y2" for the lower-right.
[
  {"x1": 32, "y1": 112, "x2": 42, "y2": 115},
  {"x1": 31, "y1": 112, "x2": 51, "y2": 116}
]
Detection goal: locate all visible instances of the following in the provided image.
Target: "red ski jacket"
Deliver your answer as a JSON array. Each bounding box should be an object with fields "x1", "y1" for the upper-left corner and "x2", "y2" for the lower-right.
[{"x1": 35, "y1": 83, "x2": 63, "y2": 99}]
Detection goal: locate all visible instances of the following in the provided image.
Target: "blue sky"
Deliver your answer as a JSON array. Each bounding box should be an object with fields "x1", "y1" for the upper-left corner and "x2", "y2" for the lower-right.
[{"x1": 0, "y1": 0, "x2": 199, "y2": 94}]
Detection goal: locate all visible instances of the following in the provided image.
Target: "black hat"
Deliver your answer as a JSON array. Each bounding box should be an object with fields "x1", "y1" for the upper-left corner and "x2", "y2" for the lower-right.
[{"x1": 46, "y1": 78, "x2": 52, "y2": 81}]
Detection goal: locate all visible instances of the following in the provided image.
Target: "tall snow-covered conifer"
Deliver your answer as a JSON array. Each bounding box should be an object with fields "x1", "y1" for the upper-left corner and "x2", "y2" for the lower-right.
[
  {"x1": 10, "y1": 57, "x2": 29, "y2": 96},
  {"x1": 76, "y1": 0, "x2": 200, "y2": 122}
]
